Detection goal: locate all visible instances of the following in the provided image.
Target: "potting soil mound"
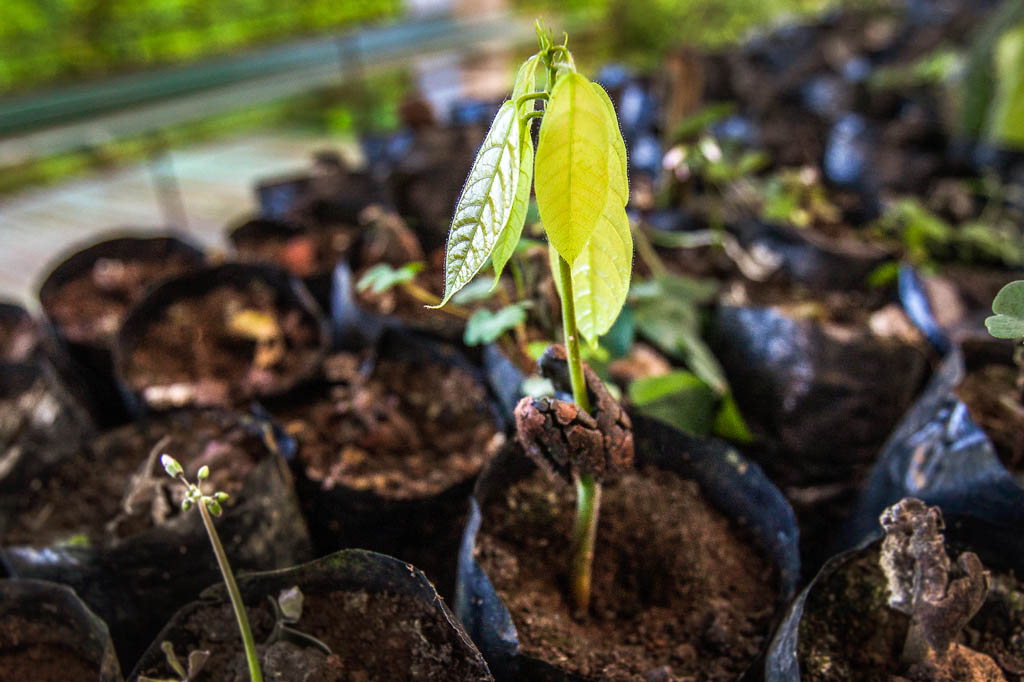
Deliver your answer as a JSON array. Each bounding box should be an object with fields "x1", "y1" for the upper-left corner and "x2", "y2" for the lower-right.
[
  {"x1": 135, "y1": 589, "x2": 490, "y2": 682},
  {"x1": 125, "y1": 281, "x2": 321, "y2": 405},
  {"x1": 477, "y1": 465, "x2": 777, "y2": 681},
  {"x1": 43, "y1": 253, "x2": 197, "y2": 345},
  {"x1": 283, "y1": 352, "x2": 501, "y2": 499},
  {"x1": 0, "y1": 411, "x2": 261, "y2": 549},
  {"x1": 0, "y1": 619, "x2": 99, "y2": 682}
]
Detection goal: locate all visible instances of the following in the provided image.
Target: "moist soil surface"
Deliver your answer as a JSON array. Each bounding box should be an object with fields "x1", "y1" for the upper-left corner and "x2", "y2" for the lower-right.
[
  {"x1": 956, "y1": 363, "x2": 1024, "y2": 477},
  {"x1": 0, "y1": 411, "x2": 261, "y2": 549},
  {"x1": 233, "y1": 224, "x2": 359, "y2": 279},
  {"x1": 798, "y1": 546, "x2": 1024, "y2": 681},
  {"x1": 0, "y1": 618, "x2": 98, "y2": 682},
  {"x1": 124, "y1": 281, "x2": 322, "y2": 407},
  {"x1": 281, "y1": 351, "x2": 501, "y2": 500},
  {"x1": 134, "y1": 588, "x2": 490, "y2": 682},
  {"x1": 42, "y1": 253, "x2": 197, "y2": 346},
  {"x1": 476, "y1": 464, "x2": 777, "y2": 681}
]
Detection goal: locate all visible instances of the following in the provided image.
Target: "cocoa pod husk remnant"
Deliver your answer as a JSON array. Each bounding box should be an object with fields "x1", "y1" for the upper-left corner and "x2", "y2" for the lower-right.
[{"x1": 514, "y1": 344, "x2": 633, "y2": 483}]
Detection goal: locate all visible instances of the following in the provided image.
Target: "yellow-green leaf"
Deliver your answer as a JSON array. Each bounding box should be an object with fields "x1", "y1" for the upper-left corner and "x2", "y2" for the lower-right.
[
  {"x1": 491, "y1": 121, "x2": 535, "y2": 282},
  {"x1": 591, "y1": 81, "x2": 627, "y2": 204},
  {"x1": 435, "y1": 100, "x2": 523, "y2": 307},
  {"x1": 549, "y1": 205, "x2": 634, "y2": 343},
  {"x1": 535, "y1": 72, "x2": 610, "y2": 264},
  {"x1": 572, "y1": 204, "x2": 633, "y2": 342}
]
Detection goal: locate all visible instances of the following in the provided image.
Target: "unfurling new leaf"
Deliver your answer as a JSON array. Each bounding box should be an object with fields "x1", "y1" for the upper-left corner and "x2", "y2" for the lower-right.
[{"x1": 436, "y1": 100, "x2": 524, "y2": 307}]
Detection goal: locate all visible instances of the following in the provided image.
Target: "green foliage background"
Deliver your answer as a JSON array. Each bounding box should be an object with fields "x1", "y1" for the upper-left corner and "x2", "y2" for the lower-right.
[{"x1": 0, "y1": 0, "x2": 400, "y2": 93}]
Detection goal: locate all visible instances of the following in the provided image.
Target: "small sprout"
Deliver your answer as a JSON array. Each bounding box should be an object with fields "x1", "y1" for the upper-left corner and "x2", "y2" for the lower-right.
[
  {"x1": 879, "y1": 498, "x2": 990, "y2": 666},
  {"x1": 265, "y1": 585, "x2": 332, "y2": 656},
  {"x1": 161, "y1": 455, "x2": 183, "y2": 478},
  {"x1": 985, "y1": 280, "x2": 1024, "y2": 340},
  {"x1": 138, "y1": 641, "x2": 210, "y2": 682},
  {"x1": 163, "y1": 454, "x2": 263, "y2": 682}
]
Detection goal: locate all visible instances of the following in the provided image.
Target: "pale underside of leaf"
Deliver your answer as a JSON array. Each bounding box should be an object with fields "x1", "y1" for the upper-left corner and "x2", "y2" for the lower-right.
[
  {"x1": 535, "y1": 72, "x2": 610, "y2": 264},
  {"x1": 436, "y1": 101, "x2": 521, "y2": 307},
  {"x1": 491, "y1": 121, "x2": 535, "y2": 283},
  {"x1": 512, "y1": 54, "x2": 542, "y2": 103}
]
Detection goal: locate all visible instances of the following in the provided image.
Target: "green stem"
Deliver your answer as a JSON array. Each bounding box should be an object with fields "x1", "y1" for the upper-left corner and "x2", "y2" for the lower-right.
[
  {"x1": 571, "y1": 473, "x2": 600, "y2": 615},
  {"x1": 198, "y1": 500, "x2": 263, "y2": 682},
  {"x1": 556, "y1": 255, "x2": 590, "y2": 413},
  {"x1": 557, "y1": 254, "x2": 599, "y2": 614}
]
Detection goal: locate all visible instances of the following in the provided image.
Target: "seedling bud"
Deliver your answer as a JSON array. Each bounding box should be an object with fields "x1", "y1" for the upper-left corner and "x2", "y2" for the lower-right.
[
  {"x1": 206, "y1": 499, "x2": 223, "y2": 517},
  {"x1": 181, "y1": 498, "x2": 193, "y2": 512},
  {"x1": 197, "y1": 466, "x2": 210, "y2": 480},
  {"x1": 214, "y1": 492, "x2": 229, "y2": 503},
  {"x1": 161, "y1": 455, "x2": 183, "y2": 478}
]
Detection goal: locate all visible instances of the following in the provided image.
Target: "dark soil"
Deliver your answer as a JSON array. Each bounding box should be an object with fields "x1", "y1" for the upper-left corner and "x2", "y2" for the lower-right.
[
  {"x1": 798, "y1": 546, "x2": 1024, "y2": 681},
  {"x1": 233, "y1": 224, "x2": 359, "y2": 279},
  {"x1": 281, "y1": 351, "x2": 502, "y2": 499},
  {"x1": 135, "y1": 589, "x2": 491, "y2": 682},
  {"x1": 42, "y1": 253, "x2": 197, "y2": 346},
  {"x1": 124, "y1": 281, "x2": 322, "y2": 407},
  {"x1": 476, "y1": 464, "x2": 777, "y2": 681},
  {"x1": 0, "y1": 616, "x2": 98, "y2": 682},
  {"x1": 0, "y1": 411, "x2": 261, "y2": 549},
  {"x1": 956, "y1": 363, "x2": 1024, "y2": 475}
]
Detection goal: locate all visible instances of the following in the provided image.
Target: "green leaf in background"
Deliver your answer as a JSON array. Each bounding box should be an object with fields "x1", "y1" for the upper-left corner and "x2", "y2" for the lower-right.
[
  {"x1": 491, "y1": 122, "x2": 535, "y2": 282},
  {"x1": 464, "y1": 304, "x2": 528, "y2": 346},
  {"x1": 987, "y1": 23, "x2": 1024, "y2": 150},
  {"x1": 631, "y1": 275, "x2": 727, "y2": 394},
  {"x1": 986, "y1": 280, "x2": 1024, "y2": 339},
  {"x1": 435, "y1": 100, "x2": 524, "y2": 307},
  {"x1": 535, "y1": 72, "x2": 611, "y2": 263},
  {"x1": 451, "y1": 275, "x2": 497, "y2": 304},
  {"x1": 628, "y1": 370, "x2": 716, "y2": 435},
  {"x1": 712, "y1": 392, "x2": 754, "y2": 443},
  {"x1": 356, "y1": 262, "x2": 423, "y2": 294}
]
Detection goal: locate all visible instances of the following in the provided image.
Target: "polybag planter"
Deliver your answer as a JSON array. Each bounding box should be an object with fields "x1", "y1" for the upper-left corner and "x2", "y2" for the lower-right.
[
  {"x1": 130, "y1": 549, "x2": 493, "y2": 682},
  {"x1": 766, "y1": 514, "x2": 1024, "y2": 682},
  {"x1": 455, "y1": 414, "x2": 800, "y2": 681},
  {"x1": 37, "y1": 233, "x2": 206, "y2": 426},
  {"x1": 267, "y1": 326, "x2": 509, "y2": 596},
  {"x1": 0, "y1": 579, "x2": 122, "y2": 682},
  {"x1": 0, "y1": 359, "x2": 95, "y2": 502},
  {"x1": 114, "y1": 263, "x2": 330, "y2": 415},
  {"x1": 0, "y1": 409, "x2": 313, "y2": 670},
  {"x1": 710, "y1": 304, "x2": 928, "y2": 487}
]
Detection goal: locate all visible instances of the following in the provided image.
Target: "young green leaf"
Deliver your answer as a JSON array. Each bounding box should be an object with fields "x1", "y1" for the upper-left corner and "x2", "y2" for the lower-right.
[
  {"x1": 628, "y1": 370, "x2": 716, "y2": 435},
  {"x1": 986, "y1": 280, "x2": 1024, "y2": 339},
  {"x1": 491, "y1": 124, "x2": 535, "y2": 282},
  {"x1": 535, "y1": 72, "x2": 611, "y2": 263},
  {"x1": 591, "y1": 81, "x2": 627, "y2": 203},
  {"x1": 356, "y1": 262, "x2": 423, "y2": 294},
  {"x1": 435, "y1": 100, "x2": 524, "y2": 307},
  {"x1": 464, "y1": 304, "x2": 528, "y2": 346},
  {"x1": 571, "y1": 206, "x2": 633, "y2": 343}
]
